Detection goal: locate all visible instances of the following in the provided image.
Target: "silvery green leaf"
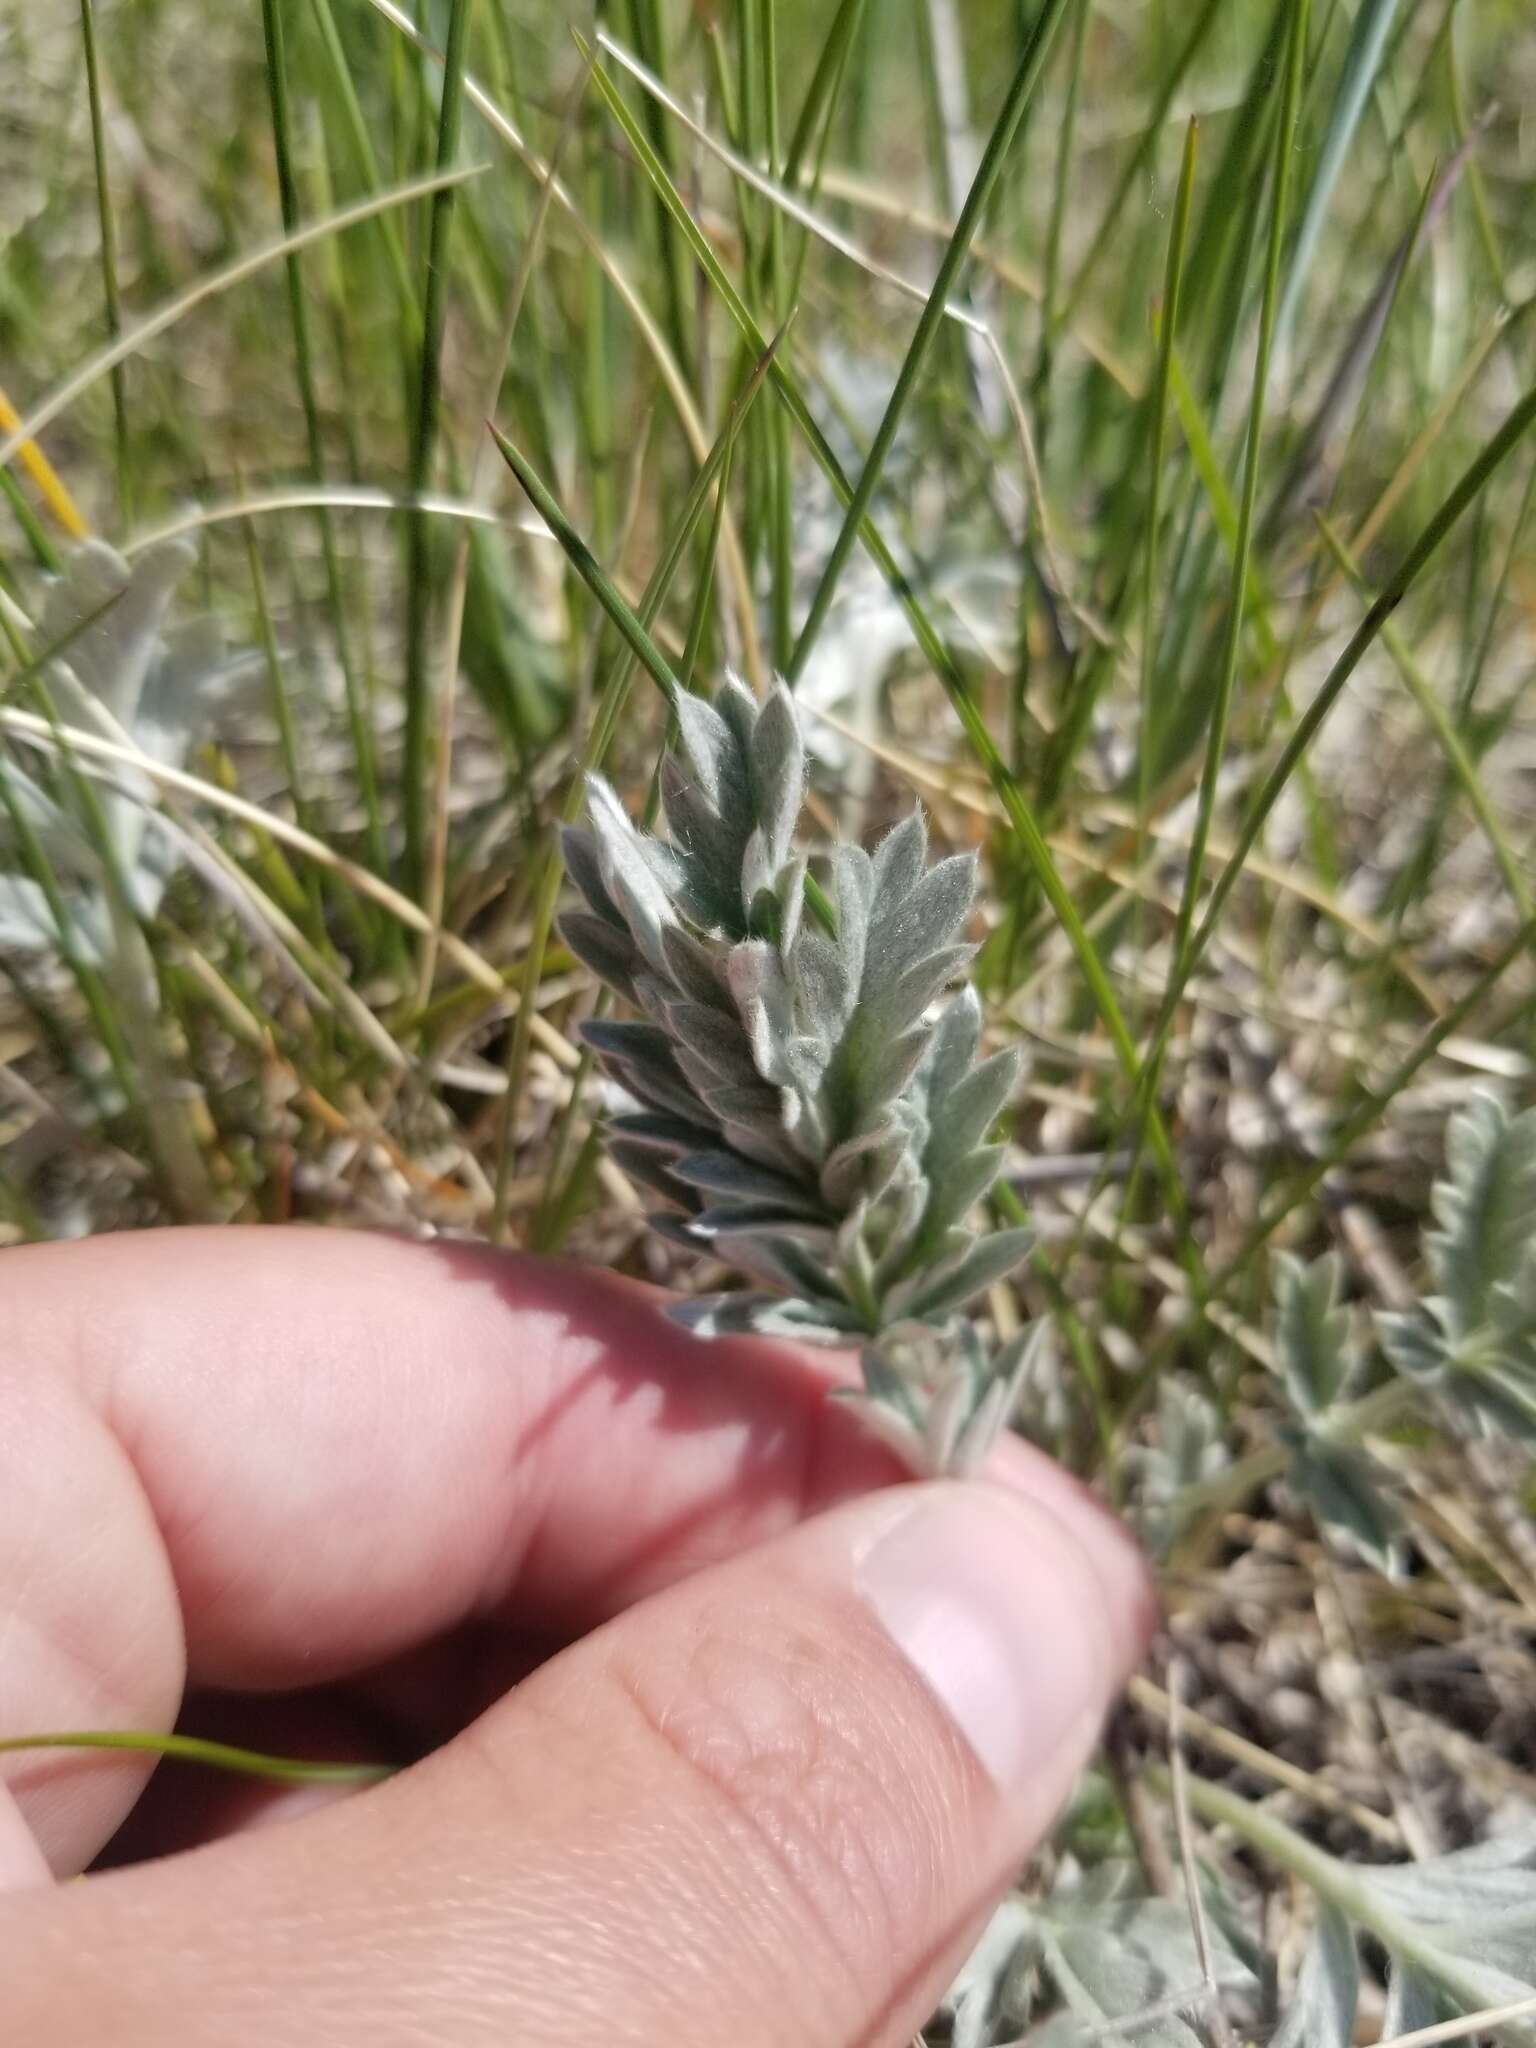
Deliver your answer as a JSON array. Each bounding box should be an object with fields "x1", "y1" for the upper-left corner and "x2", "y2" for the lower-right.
[
  {"x1": 144, "y1": 618, "x2": 263, "y2": 737},
  {"x1": 668, "y1": 1292, "x2": 864, "y2": 1343},
  {"x1": 584, "y1": 1021, "x2": 709, "y2": 1124},
  {"x1": 660, "y1": 923, "x2": 728, "y2": 1008},
  {"x1": 711, "y1": 671, "x2": 760, "y2": 759},
  {"x1": 648, "y1": 1211, "x2": 708, "y2": 1252},
  {"x1": 659, "y1": 754, "x2": 742, "y2": 924},
  {"x1": 1129, "y1": 1377, "x2": 1229, "y2": 1554},
  {"x1": 868, "y1": 1152, "x2": 931, "y2": 1280},
  {"x1": 40, "y1": 538, "x2": 193, "y2": 732},
  {"x1": 706, "y1": 1099, "x2": 806, "y2": 1176},
  {"x1": 607, "y1": 1139, "x2": 696, "y2": 1204},
  {"x1": 779, "y1": 1061, "x2": 832, "y2": 1159},
  {"x1": 581, "y1": 1018, "x2": 676, "y2": 1068},
  {"x1": 856, "y1": 941, "x2": 973, "y2": 1050},
  {"x1": 1363, "y1": 1826, "x2": 1536, "y2": 1921},
  {"x1": 585, "y1": 775, "x2": 677, "y2": 971},
  {"x1": 871, "y1": 807, "x2": 929, "y2": 910},
  {"x1": 560, "y1": 825, "x2": 627, "y2": 929},
  {"x1": 609, "y1": 1110, "x2": 719, "y2": 1155},
  {"x1": 1288, "y1": 1439, "x2": 1407, "y2": 1576},
  {"x1": 1376, "y1": 1306, "x2": 1451, "y2": 1382},
  {"x1": 942, "y1": 1897, "x2": 1036, "y2": 2048},
  {"x1": 991, "y1": 1318, "x2": 1054, "y2": 1406},
  {"x1": 0, "y1": 762, "x2": 98, "y2": 878},
  {"x1": 1457, "y1": 1350, "x2": 1536, "y2": 1442},
  {"x1": 855, "y1": 1336, "x2": 924, "y2": 1419},
  {"x1": 774, "y1": 852, "x2": 807, "y2": 955},
  {"x1": 1274, "y1": 1252, "x2": 1359, "y2": 1418},
  {"x1": 820, "y1": 1120, "x2": 907, "y2": 1212},
  {"x1": 689, "y1": 1199, "x2": 836, "y2": 1245},
  {"x1": 629, "y1": 971, "x2": 677, "y2": 1027},
  {"x1": 991, "y1": 1317, "x2": 1075, "y2": 1454},
  {"x1": 672, "y1": 688, "x2": 749, "y2": 816},
  {"x1": 1381, "y1": 1963, "x2": 1442, "y2": 2037},
  {"x1": 788, "y1": 927, "x2": 852, "y2": 1046},
  {"x1": 664, "y1": 1002, "x2": 759, "y2": 1084},
  {"x1": 670, "y1": 1044, "x2": 774, "y2": 1123},
  {"x1": 711, "y1": 1230, "x2": 847, "y2": 1302},
  {"x1": 671, "y1": 1149, "x2": 823, "y2": 1213},
  {"x1": 832, "y1": 1393, "x2": 934, "y2": 1474},
  {"x1": 1427, "y1": 1092, "x2": 1536, "y2": 1340},
  {"x1": 921, "y1": 1363, "x2": 977, "y2": 1474},
  {"x1": 1038, "y1": 1890, "x2": 1252, "y2": 2048},
  {"x1": 726, "y1": 938, "x2": 796, "y2": 1081},
  {"x1": 925, "y1": 1048, "x2": 1020, "y2": 1172},
  {"x1": 918, "y1": 1142, "x2": 1008, "y2": 1245},
  {"x1": 853, "y1": 1022, "x2": 932, "y2": 1127},
  {"x1": 830, "y1": 842, "x2": 874, "y2": 987},
  {"x1": 559, "y1": 911, "x2": 640, "y2": 1001},
  {"x1": 574, "y1": 682, "x2": 1052, "y2": 1465},
  {"x1": 1492, "y1": 1248, "x2": 1536, "y2": 1330},
  {"x1": 739, "y1": 823, "x2": 779, "y2": 911},
  {"x1": 747, "y1": 684, "x2": 805, "y2": 872},
  {"x1": 1155, "y1": 1377, "x2": 1228, "y2": 1487},
  {"x1": 949, "y1": 1322, "x2": 1047, "y2": 1475},
  {"x1": 921, "y1": 984, "x2": 984, "y2": 1107},
  {"x1": 1270, "y1": 1904, "x2": 1358, "y2": 2048},
  {"x1": 863, "y1": 850, "x2": 976, "y2": 993},
  {"x1": 0, "y1": 873, "x2": 70, "y2": 953},
  {"x1": 886, "y1": 1227, "x2": 1033, "y2": 1323}
]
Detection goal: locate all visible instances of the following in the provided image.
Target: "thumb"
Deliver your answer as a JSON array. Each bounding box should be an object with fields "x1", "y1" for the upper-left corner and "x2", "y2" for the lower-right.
[{"x1": 0, "y1": 1476, "x2": 1153, "y2": 2047}]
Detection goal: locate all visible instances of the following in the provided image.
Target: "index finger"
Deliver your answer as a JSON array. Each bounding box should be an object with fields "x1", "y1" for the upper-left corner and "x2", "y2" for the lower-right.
[{"x1": 0, "y1": 1226, "x2": 1105, "y2": 1870}]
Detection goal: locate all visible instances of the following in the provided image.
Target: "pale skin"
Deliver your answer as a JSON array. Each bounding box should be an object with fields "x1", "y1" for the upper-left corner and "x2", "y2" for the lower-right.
[{"x1": 0, "y1": 1227, "x2": 1153, "y2": 2044}]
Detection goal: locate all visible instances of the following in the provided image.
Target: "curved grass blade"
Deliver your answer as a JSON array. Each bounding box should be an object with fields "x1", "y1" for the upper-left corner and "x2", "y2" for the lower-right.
[
  {"x1": 784, "y1": 0, "x2": 1072, "y2": 682},
  {"x1": 0, "y1": 165, "x2": 488, "y2": 478}
]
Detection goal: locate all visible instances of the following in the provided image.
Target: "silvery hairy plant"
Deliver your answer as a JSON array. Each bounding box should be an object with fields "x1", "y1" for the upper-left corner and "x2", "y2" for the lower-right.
[
  {"x1": 1376, "y1": 1091, "x2": 1536, "y2": 1444},
  {"x1": 560, "y1": 676, "x2": 1043, "y2": 1476},
  {"x1": 942, "y1": 1828, "x2": 1536, "y2": 2047},
  {"x1": 0, "y1": 538, "x2": 251, "y2": 964}
]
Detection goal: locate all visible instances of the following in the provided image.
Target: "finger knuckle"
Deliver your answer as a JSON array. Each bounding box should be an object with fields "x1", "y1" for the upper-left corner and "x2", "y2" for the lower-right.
[{"x1": 605, "y1": 1595, "x2": 957, "y2": 1987}]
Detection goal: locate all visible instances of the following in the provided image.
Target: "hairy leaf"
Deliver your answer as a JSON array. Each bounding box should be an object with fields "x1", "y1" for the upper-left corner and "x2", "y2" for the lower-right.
[
  {"x1": 568, "y1": 683, "x2": 1027, "y2": 1474},
  {"x1": 1271, "y1": 1904, "x2": 1358, "y2": 2048}
]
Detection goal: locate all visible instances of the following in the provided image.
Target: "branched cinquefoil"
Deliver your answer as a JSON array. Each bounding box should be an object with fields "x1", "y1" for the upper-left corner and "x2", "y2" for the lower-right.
[{"x1": 561, "y1": 677, "x2": 1042, "y2": 1475}]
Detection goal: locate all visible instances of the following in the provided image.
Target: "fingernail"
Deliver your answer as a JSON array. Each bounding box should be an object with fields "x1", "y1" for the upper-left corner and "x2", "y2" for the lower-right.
[{"x1": 857, "y1": 1484, "x2": 1147, "y2": 1792}]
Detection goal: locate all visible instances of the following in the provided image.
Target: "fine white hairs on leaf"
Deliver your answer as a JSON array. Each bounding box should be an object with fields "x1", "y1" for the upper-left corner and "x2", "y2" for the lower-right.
[{"x1": 561, "y1": 679, "x2": 1036, "y2": 1476}]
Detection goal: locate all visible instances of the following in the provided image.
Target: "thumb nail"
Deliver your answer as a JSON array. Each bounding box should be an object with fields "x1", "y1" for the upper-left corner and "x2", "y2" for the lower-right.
[{"x1": 857, "y1": 1483, "x2": 1149, "y2": 1794}]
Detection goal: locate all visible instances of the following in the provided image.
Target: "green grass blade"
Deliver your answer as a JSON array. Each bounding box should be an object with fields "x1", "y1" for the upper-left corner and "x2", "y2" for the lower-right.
[
  {"x1": 1273, "y1": 0, "x2": 1405, "y2": 363},
  {"x1": 1056, "y1": 0, "x2": 1224, "y2": 333},
  {"x1": 1164, "y1": 0, "x2": 1307, "y2": 1005},
  {"x1": 0, "y1": 1729, "x2": 392, "y2": 1787},
  {"x1": 784, "y1": 0, "x2": 1072, "y2": 683},
  {"x1": 486, "y1": 332, "x2": 787, "y2": 1235},
  {"x1": 1315, "y1": 512, "x2": 1532, "y2": 923},
  {"x1": 1184, "y1": 377, "x2": 1536, "y2": 994},
  {"x1": 78, "y1": 0, "x2": 130, "y2": 523},
  {"x1": 259, "y1": 0, "x2": 387, "y2": 883},
  {"x1": 1137, "y1": 120, "x2": 1199, "y2": 875},
  {"x1": 403, "y1": 0, "x2": 478, "y2": 896},
  {"x1": 1125, "y1": 0, "x2": 1309, "y2": 1172}
]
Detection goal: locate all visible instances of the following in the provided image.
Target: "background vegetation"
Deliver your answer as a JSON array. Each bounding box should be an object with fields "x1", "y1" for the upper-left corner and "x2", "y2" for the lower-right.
[{"x1": 3, "y1": 0, "x2": 1536, "y2": 2038}]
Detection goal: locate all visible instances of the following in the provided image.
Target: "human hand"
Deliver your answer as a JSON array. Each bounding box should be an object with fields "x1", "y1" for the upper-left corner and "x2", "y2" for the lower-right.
[{"x1": 0, "y1": 1227, "x2": 1152, "y2": 2044}]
